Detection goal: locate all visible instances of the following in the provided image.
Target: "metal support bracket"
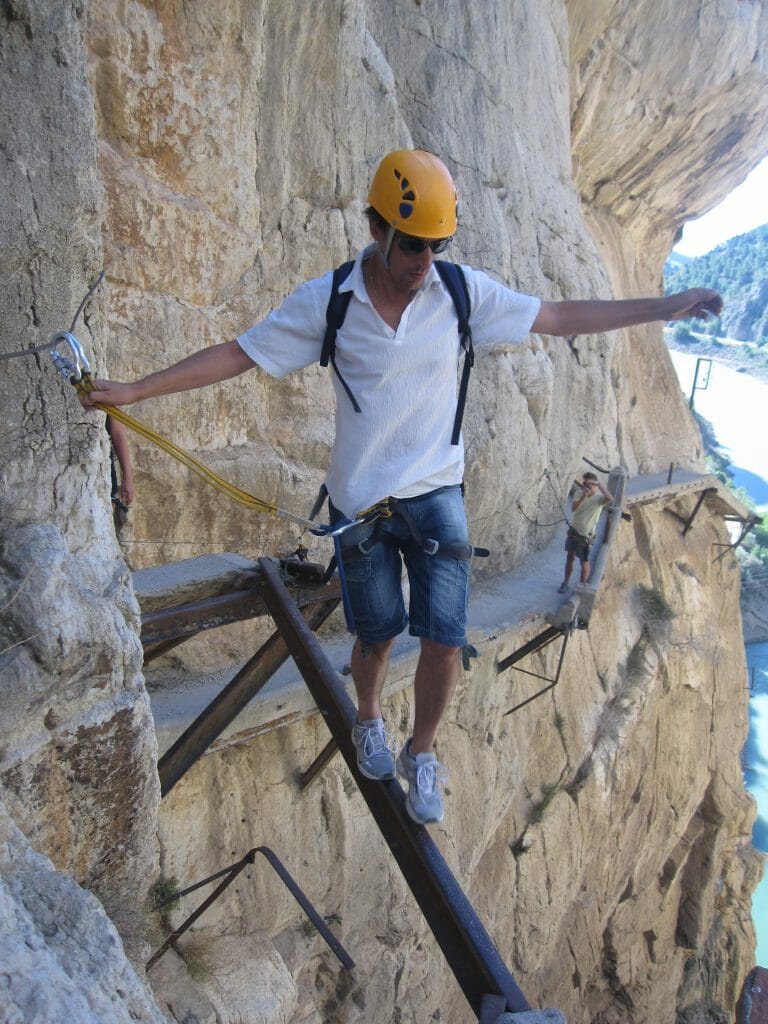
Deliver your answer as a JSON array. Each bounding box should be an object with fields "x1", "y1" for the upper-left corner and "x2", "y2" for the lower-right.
[
  {"x1": 665, "y1": 487, "x2": 716, "y2": 535},
  {"x1": 713, "y1": 513, "x2": 761, "y2": 562},
  {"x1": 146, "y1": 846, "x2": 354, "y2": 973},
  {"x1": 497, "y1": 626, "x2": 570, "y2": 717},
  {"x1": 157, "y1": 594, "x2": 340, "y2": 796}
]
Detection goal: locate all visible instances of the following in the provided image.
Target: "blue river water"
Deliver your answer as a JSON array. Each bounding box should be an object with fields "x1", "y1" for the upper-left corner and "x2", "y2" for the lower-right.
[
  {"x1": 670, "y1": 350, "x2": 768, "y2": 965},
  {"x1": 745, "y1": 641, "x2": 768, "y2": 965}
]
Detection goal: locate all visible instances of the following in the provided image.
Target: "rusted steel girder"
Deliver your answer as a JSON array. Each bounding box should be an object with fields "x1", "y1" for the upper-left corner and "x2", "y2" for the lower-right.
[
  {"x1": 158, "y1": 594, "x2": 340, "y2": 796},
  {"x1": 141, "y1": 559, "x2": 334, "y2": 658},
  {"x1": 257, "y1": 557, "x2": 530, "y2": 1019}
]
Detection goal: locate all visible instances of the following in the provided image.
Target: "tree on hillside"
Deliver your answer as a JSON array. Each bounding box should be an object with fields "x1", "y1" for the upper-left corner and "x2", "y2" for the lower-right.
[{"x1": 665, "y1": 224, "x2": 768, "y2": 341}]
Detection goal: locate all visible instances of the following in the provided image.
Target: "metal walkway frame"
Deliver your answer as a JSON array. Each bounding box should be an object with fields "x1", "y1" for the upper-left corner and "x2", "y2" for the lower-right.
[
  {"x1": 143, "y1": 554, "x2": 534, "y2": 1018},
  {"x1": 256, "y1": 557, "x2": 531, "y2": 1018}
]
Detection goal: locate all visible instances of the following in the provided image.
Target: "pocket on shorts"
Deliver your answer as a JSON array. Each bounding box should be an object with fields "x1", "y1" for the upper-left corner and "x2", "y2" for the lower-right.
[{"x1": 341, "y1": 548, "x2": 375, "y2": 583}]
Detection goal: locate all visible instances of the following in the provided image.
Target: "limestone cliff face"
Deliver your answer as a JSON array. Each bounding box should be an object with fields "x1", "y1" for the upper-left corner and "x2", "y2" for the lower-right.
[
  {"x1": 1, "y1": 1, "x2": 767, "y2": 1022},
  {"x1": 0, "y1": 0, "x2": 160, "y2": 967}
]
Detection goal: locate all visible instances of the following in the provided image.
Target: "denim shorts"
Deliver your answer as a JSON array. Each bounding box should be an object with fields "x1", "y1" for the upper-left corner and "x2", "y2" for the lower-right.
[{"x1": 330, "y1": 485, "x2": 471, "y2": 648}]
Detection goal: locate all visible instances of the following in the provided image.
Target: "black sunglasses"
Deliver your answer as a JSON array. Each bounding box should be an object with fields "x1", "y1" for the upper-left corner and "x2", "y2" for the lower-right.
[{"x1": 396, "y1": 234, "x2": 453, "y2": 255}]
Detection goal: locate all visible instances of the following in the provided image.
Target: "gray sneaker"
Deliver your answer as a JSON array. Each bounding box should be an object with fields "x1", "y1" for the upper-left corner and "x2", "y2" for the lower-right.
[
  {"x1": 396, "y1": 738, "x2": 447, "y2": 825},
  {"x1": 351, "y1": 718, "x2": 396, "y2": 780}
]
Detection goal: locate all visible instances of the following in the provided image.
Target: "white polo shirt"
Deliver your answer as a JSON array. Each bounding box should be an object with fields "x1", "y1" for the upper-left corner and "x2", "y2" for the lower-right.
[{"x1": 237, "y1": 244, "x2": 540, "y2": 518}]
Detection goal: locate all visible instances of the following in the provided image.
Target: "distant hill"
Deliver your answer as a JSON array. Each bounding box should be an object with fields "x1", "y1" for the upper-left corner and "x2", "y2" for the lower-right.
[
  {"x1": 665, "y1": 250, "x2": 692, "y2": 274},
  {"x1": 664, "y1": 223, "x2": 768, "y2": 344}
]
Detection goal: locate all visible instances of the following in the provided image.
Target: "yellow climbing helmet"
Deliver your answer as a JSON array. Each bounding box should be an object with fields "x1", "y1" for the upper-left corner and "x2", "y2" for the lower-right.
[{"x1": 367, "y1": 149, "x2": 458, "y2": 238}]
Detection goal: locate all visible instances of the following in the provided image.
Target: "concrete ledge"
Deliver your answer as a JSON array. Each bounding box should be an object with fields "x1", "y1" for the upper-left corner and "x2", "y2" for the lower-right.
[
  {"x1": 145, "y1": 469, "x2": 726, "y2": 761},
  {"x1": 134, "y1": 552, "x2": 258, "y2": 612}
]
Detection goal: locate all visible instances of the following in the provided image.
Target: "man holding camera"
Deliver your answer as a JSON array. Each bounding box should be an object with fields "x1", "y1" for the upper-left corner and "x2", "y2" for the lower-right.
[{"x1": 559, "y1": 472, "x2": 614, "y2": 593}]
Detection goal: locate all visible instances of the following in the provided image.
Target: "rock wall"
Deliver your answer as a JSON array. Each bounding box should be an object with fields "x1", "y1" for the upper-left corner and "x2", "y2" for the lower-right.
[
  {"x1": 86, "y1": 0, "x2": 703, "y2": 575},
  {"x1": 0, "y1": 0, "x2": 160, "y2": 971},
  {"x1": 1, "y1": 1, "x2": 768, "y2": 1022}
]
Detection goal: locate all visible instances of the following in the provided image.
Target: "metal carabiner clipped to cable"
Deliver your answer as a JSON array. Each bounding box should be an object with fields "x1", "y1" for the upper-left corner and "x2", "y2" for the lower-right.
[{"x1": 49, "y1": 331, "x2": 91, "y2": 382}]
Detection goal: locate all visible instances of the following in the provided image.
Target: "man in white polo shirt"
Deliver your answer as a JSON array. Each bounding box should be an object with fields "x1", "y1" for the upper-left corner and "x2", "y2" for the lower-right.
[{"x1": 83, "y1": 149, "x2": 722, "y2": 826}]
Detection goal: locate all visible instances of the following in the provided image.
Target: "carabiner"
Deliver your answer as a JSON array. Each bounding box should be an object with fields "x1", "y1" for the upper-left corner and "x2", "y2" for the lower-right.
[{"x1": 49, "y1": 331, "x2": 91, "y2": 382}]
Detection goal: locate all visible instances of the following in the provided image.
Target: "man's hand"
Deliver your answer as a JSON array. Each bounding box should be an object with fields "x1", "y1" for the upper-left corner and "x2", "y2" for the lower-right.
[
  {"x1": 80, "y1": 379, "x2": 140, "y2": 408},
  {"x1": 665, "y1": 288, "x2": 723, "y2": 322}
]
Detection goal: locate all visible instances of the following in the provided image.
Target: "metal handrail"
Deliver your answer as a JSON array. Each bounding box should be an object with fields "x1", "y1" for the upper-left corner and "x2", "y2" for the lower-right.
[{"x1": 146, "y1": 846, "x2": 354, "y2": 972}]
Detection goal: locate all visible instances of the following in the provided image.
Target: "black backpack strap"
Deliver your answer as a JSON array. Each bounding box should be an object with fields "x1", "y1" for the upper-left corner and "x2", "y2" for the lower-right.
[
  {"x1": 322, "y1": 260, "x2": 361, "y2": 413},
  {"x1": 435, "y1": 261, "x2": 473, "y2": 445}
]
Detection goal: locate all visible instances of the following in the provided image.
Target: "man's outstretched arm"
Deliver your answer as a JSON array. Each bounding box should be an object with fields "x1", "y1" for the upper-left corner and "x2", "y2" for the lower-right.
[
  {"x1": 532, "y1": 288, "x2": 723, "y2": 337},
  {"x1": 80, "y1": 340, "x2": 256, "y2": 408}
]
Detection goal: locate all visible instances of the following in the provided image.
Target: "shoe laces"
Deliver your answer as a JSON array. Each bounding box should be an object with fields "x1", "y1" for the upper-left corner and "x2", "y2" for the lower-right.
[
  {"x1": 414, "y1": 757, "x2": 449, "y2": 794},
  {"x1": 361, "y1": 722, "x2": 396, "y2": 758}
]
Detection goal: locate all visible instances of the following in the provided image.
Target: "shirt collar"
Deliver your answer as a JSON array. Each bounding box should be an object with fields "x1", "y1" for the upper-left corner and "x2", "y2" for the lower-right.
[{"x1": 342, "y1": 243, "x2": 443, "y2": 301}]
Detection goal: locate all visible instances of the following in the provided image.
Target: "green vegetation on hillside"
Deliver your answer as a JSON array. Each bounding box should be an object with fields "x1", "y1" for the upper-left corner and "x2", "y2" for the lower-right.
[{"x1": 665, "y1": 224, "x2": 768, "y2": 345}]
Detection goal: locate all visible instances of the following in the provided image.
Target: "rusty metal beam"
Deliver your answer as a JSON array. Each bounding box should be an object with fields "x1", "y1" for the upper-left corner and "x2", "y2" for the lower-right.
[
  {"x1": 502, "y1": 632, "x2": 570, "y2": 718},
  {"x1": 142, "y1": 587, "x2": 270, "y2": 647},
  {"x1": 141, "y1": 559, "x2": 336, "y2": 650},
  {"x1": 158, "y1": 595, "x2": 340, "y2": 796},
  {"x1": 257, "y1": 557, "x2": 530, "y2": 1019},
  {"x1": 146, "y1": 845, "x2": 354, "y2": 973},
  {"x1": 299, "y1": 736, "x2": 340, "y2": 790},
  {"x1": 665, "y1": 487, "x2": 716, "y2": 535},
  {"x1": 496, "y1": 626, "x2": 564, "y2": 674},
  {"x1": 713, "y1": 514, "x2": 760, "y2": 562}
]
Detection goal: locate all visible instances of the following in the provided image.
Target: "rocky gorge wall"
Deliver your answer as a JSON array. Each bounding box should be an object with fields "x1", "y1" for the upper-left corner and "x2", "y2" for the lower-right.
[{"x1": 1, "y1": 1, "x2": 768, "y2": 1022}]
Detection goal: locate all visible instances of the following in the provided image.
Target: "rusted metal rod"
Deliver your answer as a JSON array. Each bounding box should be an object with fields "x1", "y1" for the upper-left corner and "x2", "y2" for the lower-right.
[
  {"x1": 257, "y1": 557, "x2": 530, "y2": 1018},
  {"x1": 146, "y1": 846, "x2": 354, "y2": 972},
  {"x1": 497, "y1": 625, "x2": 564, "y2": 674},
  {"x1": 299, "y1": 736, "x2": 340, "y2": 790},
  {"x1": 141, "y1": 561, "x2": 337, "y2": 650},
  {"x1": 502, "y1": 633, "x2": 570, "y2": 717}
]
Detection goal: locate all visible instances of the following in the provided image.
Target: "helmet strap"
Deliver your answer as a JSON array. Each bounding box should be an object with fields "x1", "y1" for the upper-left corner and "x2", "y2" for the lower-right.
[{"x1": 379, "y1": 226, "x2": 396, "y2": 268}]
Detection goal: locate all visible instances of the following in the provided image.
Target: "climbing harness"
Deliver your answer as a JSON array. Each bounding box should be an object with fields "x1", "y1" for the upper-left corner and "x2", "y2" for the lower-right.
[
  {"x1": 308, "y1": 487, "x2": 489, "y2": 634},
  {"x1": 321, "y1": 259, "x2": 474, "y2": 446}
]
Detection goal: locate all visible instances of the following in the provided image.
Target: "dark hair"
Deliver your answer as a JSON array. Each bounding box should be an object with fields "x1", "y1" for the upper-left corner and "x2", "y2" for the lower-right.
[
  {"x1": 365, "y1": 205, "x2": 389, "y2": 231},
  {"x1": 583, "y1": 472, "x2": 598, "y2": 482}
]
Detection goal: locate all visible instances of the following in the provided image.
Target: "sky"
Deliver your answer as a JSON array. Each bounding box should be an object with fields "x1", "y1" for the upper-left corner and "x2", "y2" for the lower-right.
[{"x1": 673, "y1": 154, "x2": 768, "y2": 258}]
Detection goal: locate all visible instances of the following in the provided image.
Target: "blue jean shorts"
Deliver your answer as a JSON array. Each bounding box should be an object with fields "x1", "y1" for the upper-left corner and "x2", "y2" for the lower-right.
[{"x1": 330, "y1": 485, "x2": 471, "y2": 648}]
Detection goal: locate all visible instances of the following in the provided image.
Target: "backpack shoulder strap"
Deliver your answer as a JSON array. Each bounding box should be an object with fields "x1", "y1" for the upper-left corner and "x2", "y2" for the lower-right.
[
  {"x1": 321, "y1": 260, "x2": 360, "y2": 412},
  {"x1": 435, "y1": 261, "x2": 473, "y2": 445}
]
